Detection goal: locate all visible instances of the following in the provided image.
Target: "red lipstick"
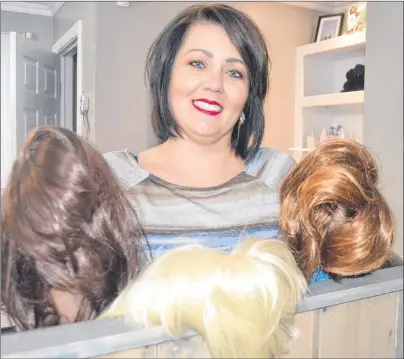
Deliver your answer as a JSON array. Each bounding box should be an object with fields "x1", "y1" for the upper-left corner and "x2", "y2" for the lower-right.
[{"x1": 192, "y1": 98, "x2": 223, "y2": 116}]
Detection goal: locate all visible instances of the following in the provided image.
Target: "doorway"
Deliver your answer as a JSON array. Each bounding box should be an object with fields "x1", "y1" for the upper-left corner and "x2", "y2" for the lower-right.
[
  {"x1": 72, "y1": 52, "x2": 77, "y2": 132},
  {"x1": 52, "y1": 20, "x2": 83, "y2": 136},
  {"x1": 1, "y1": 31, "x2": 63, "y2": 188}
]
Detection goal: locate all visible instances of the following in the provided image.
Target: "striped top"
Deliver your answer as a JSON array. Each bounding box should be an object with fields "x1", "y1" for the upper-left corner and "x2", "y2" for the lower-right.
[{"x1": 104, "y1": 147, "x2": 330, "y2": 283}]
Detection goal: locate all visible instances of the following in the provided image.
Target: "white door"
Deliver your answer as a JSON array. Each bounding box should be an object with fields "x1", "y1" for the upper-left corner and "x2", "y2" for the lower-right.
[
  {"x1": 10, "y1": 32, "x2": 62, "y2": 153},
  {"x1": 1, "y1": 32, "x2": 12, "y2": 188}
]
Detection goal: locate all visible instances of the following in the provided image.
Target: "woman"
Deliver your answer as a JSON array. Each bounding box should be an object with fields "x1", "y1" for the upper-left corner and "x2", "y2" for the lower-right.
[
  {"x1": 1, "y1": 127, "x2": 146, "y2": 330},
  {"x1": 104, "y1": 4, "x2": 295, "y2": 259}
]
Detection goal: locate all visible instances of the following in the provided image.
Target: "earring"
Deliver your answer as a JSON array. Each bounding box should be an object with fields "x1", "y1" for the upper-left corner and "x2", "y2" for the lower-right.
[
  {"x1": 239, "y1": 111, "x2": 245, "y2": 125},
  {"x1": 237, "y1": 112, "x2": 245, "y2": 140}
]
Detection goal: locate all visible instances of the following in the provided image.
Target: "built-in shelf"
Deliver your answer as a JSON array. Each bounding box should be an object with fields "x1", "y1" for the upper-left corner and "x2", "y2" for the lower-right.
[
  {"x1": 293, "y1": 30, "x2": 366, "y2": 162},
  {"x1": 302, "y1": 91, "x2": 364, "y2": 108},
  {"x1": 298, "y1": 31, "x2": 366, "y2": 57},
  {"x1": 288, "y1": 147, "x2": 312, "y2": 152}
]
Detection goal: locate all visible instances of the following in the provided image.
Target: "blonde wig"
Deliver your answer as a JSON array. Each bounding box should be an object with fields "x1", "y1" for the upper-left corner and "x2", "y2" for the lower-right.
[
  {"x1": 101, "y1": 238, "x2": 307, "y2": 358},
  {"x1": 280, "y1": 138, "x2": 395, "y2": 281}
]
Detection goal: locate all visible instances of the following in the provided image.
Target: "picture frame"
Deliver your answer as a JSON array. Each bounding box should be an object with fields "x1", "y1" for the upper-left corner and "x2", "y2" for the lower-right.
[
  {"x1": 342, "y1": 2, "x2": 367, "y2": 35},
  {"x1": 314, "y1": 13, "x2": 345, "y2": 42}
]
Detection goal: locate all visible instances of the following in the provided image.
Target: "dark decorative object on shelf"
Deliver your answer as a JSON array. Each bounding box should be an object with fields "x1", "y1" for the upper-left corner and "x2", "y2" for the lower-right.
[{"x1": 341, "y1": 64, "x2": 365, "y2": 92}]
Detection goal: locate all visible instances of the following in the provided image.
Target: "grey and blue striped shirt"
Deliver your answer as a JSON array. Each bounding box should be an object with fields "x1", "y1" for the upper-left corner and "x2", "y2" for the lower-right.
[{"x1": 104, "y1": 147, "x2": 296, "y2": 261}]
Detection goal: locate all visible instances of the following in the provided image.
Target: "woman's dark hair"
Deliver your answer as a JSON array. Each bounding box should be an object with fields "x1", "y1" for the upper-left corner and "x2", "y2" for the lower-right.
[
  {"x1": 145, "y1": 4, "x2": 270, "y2": 162},
  {"x1": 280, "y1": 139, "x2": 395, "y2": 281},
  {"x1": 1, "y1": 126, "x2": 146, "y2": 330}
]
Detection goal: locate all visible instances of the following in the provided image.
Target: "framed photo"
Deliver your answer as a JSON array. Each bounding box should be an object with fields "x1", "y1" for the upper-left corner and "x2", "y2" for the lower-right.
[
  {"x1": 342, "y1": 2, "x2": 367, "y2": 35},
  {"x1": 314, "y1": 13, "x2": 345, "y2": 42}
]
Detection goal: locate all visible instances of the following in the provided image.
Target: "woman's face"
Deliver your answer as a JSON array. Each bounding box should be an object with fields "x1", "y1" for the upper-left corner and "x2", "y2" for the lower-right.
[{"x1": 168, "y1": 22, "x2": 249, "y2": 146}]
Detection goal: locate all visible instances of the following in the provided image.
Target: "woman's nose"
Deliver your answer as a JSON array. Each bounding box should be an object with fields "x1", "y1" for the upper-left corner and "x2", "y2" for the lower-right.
[{"x1": 202, "y1": 69, "x2": 225, "y2": 94}]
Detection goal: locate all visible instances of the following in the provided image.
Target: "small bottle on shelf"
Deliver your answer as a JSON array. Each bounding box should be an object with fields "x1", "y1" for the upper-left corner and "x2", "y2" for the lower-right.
[
  {"x1": 306, "y1": 129, "x2": 316, "y2": 149},
  {"x1": 320, "y1": 128, "x2": 328, "y2": 142},
  {"x1": 337, "y1": 126, "x2": 345, "y2": 139}
]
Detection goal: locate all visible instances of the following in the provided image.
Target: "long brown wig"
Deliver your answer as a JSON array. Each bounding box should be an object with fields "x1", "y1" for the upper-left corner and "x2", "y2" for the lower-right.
[
  {"x1": 1, "y1": 126, "x2": 146, "y2": 330},
  {"x1": 280, "y1": 139, "x2": 395, "y2": 280}
]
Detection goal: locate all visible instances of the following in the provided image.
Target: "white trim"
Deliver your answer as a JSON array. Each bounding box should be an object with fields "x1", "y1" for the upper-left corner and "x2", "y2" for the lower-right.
[
  {"x1": 48, "y1": 2, "x2": 64, "y2": 16},
  {"x1": 52, "y1": 21, "x2": 82, "y2": 55},
  {"x1": 52, "y1": 21, "x2": 83, "y2": 136},
  {"x1": 8, "y1": 33, "x2": 18, "y2": 188},
  {"x1": 0, "y1": 1, "x2": 64, "y2": 16},
  {"x1": 1, "y1": 33, "x2": 15, "y2": 189},
  {"x1": 281, "y1": 1, "x2": 352, "y2": 13},
  {"x1": 9, "y1": 32, "x2": 18, "y2": 160}
]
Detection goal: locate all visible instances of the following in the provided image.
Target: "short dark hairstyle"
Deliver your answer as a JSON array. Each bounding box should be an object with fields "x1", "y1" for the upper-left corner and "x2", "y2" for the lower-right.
[
  {"x1": 145, "y1": 4, "x2": 270, "y2": 162},
  {"x1": 1, "y1": 126, "x2": 146, "y2": 330}
]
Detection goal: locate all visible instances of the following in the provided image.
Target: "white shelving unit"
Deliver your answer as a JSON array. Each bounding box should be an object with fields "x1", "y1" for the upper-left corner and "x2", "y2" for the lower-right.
[{"x1": 290, "y1": 31, "x2": 366, "y2": 162}]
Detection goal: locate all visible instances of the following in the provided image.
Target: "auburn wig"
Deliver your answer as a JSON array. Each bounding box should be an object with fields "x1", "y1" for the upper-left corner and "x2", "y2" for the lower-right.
[{"x1": 280, "y1": 139, "x2": 395, "y2": 280}]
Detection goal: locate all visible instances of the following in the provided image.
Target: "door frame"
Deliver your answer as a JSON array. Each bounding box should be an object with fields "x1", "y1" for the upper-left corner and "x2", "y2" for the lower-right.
[
  {"x1": 1, "y1": 31, "x2": 16, "y2": 189},
  {"x1": 52, "y1": 20, "x2": 83, "y2": 135}
]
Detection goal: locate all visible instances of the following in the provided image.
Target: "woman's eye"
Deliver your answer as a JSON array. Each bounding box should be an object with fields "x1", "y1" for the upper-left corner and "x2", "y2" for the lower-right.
[
  {"x1": 228, "y1": 70, "x2": 242, "y2": 79},
  {"x1": 189, "y1": 60, "x2": 205, "y2": 69}
]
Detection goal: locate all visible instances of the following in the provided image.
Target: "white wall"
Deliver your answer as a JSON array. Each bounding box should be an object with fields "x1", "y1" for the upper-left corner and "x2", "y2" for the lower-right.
[
  {"x1": 364, "y1": 2, "x2": 403, "y2": 257},
  {"x1": 0, "y1": 10, "x2": 53, "y2": 49}
]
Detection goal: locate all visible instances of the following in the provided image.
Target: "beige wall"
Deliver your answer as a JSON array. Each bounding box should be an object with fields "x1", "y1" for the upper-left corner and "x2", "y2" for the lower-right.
[{"x1": 231, "y1": 2, "x2": 323, "y2": 152}]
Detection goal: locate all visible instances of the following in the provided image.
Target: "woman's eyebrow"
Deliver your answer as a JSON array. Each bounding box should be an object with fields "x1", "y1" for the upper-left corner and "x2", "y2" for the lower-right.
[
  {"x1": 185, "y1": 48, "x2": 213, "y2": 57},
  {"x1": 185, "y1": 48, "x2": 244, "y2": 65}
]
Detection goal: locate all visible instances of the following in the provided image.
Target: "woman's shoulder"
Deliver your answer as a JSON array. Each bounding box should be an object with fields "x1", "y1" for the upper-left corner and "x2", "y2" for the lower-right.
[
  {"x1": 103, "y1": 150, "x2": 148, "y2": 189},
  {"x1": 246, "y1": 147, "x2": 296, "y2": 190}
]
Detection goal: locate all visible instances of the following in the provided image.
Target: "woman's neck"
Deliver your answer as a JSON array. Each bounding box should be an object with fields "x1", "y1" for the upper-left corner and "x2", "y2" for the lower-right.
[
  {"x1": 139, "y1": 138, "x2": 245, "y2": 188},
  {"x1": 165, "y1": 138, "x2": 236, "y2": 166}
]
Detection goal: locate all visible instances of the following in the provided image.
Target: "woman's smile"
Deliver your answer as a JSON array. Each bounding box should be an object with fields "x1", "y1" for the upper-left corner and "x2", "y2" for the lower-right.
[{"x1": 192, "y1": 98, "x2": 223, "y2": 116}]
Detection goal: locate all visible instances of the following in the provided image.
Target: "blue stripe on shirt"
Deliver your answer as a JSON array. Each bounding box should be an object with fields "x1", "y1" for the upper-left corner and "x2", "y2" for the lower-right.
[{"x1": 143, "y1": 226, "x2": 330, "y2": 283}]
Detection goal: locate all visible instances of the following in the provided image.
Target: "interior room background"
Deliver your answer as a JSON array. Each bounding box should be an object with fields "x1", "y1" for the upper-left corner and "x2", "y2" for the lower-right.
[{"x1": 1, "y1": 1, "x2": 402, "y2": 257}]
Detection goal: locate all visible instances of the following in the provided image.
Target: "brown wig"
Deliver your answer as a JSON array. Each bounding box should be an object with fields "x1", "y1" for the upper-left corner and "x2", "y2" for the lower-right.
[
  {"x1": 1, "y1": 126, "x2": 146, "y2": 330},
  {"x1": 280, "y1": 139, "x2": 395, "y2": 281}
]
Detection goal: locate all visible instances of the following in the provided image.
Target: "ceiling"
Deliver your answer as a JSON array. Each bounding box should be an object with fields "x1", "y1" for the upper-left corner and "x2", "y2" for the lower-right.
[
  {"x1": 282, "y1": 1, "x2": 351, "y2": 13},
  {"x1": 1, "y1": 1, "x2": 351, "y2": 16}
]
